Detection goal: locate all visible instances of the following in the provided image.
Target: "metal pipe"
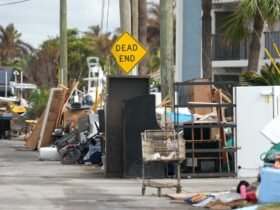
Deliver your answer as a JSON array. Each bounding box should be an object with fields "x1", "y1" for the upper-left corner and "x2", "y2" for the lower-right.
[
  {"x1": 20, "y1": 71, "x2": 23, "y2": 100},
  {"x1": 264, "y1": 48, "x2": 280, "y2": 74},
  {"x1": 273, "y1": 43, "x2": 280, "y2": 59}
]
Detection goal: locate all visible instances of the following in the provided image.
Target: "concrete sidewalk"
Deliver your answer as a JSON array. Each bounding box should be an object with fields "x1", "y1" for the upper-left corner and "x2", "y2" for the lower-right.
[{"x1": 0, "y1": 140, "x2": 256, "y2": 210}]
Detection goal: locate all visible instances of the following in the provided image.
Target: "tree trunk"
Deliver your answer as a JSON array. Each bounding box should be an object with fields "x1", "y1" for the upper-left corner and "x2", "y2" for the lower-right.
[
  {"x1": 160, "y1": 0, "x2": 174, "y2": 109},
  {"x1": 202, "y1": 0, "x2": 212, "y2": 79},
  {"x1": 138, "y1": 0, "x2": 148, "y2": 76},
  {"x1": 247, "y1": 12, "x2": 264, "y2": 72},
  {"x1": 60, "y1": 0, "x2": 68, "y2": 86}
]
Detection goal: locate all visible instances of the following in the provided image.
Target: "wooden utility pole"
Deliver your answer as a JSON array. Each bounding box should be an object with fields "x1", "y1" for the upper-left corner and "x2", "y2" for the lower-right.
[
  {"x1": 60, "y1": 0, "x2": 68, "y2": 86},
  {"x1": 131, "y1": 0, "x2": 138, "y2": 39},
  {"x1": 138, "y1": 0, "x2": 148, "y2": 76},
  {"x1": 119, "y1": 0, "x2": 131, "y2": 33},
  {"x1": 160, "y1": 0, "x2": 174, "y2": 108},
  {"x1": 119, "y1": 0, "x2": 139, "y2": 75},
  {"x1": 131, "y1": 0, "x2": 138, "y2": 75}
]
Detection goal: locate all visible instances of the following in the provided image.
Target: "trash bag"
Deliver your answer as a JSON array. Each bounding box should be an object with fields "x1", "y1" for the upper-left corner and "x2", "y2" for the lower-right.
[
  {"x1": 89, "y1": 151, "x2": 102, "y2": 164},
  {"x1": 260, "y1": 143, "x2": 280, "y2": 164}
]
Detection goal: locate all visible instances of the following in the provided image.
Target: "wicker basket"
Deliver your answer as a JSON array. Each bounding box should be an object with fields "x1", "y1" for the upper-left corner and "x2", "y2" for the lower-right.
[{"x1": 141, "y1": 130, "x2": 185, "y2": 162}]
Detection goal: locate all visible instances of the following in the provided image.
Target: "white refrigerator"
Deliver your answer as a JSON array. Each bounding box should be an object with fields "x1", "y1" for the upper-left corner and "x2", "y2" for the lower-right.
[{"x1": 234, "y1": 86, "x2": 280, "y2": 177}]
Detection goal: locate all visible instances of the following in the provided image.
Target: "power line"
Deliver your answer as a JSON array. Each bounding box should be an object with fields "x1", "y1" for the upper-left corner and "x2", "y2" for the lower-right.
[{"x1": 0, "y1": 0, "x2": 30, "y2": 6}]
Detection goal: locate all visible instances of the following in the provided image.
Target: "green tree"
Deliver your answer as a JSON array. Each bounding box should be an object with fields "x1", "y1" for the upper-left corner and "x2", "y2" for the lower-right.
[
  {"x1": 223, "y1": 0, "x2": 280, "y2": 72},
  {"x1": 85, "y1": 25, "x2": 121, "y2": 75},
  {"x1": 26, "y1": 38, "x2": 60, "y2": 87},
  {"x1": 0, "y1": 24, "x2": 33, "y2": 65},
  {"x1": 27, "y1": 88, "x2": 50, "y2": 119},
  {"x1": 27, "y1": 28, "x2": 120, "y2": 88}
]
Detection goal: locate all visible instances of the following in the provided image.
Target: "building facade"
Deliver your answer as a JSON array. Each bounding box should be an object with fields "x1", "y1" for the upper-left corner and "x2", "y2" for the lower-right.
[
  {"x1": 175, "y1": 0, "x2": 280, "y2": 83},
  {"x1": 212, "y1": 0, "x2": 280, "y2": 82}
]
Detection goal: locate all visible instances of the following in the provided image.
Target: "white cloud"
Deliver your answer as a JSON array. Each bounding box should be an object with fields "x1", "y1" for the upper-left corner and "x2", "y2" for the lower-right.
[
  {"x1": 0, "y1": 0, "x2": 120, "y2": 48},
  {"x1": 0, "y1": 0, "x2": 160, "y2": 48}
]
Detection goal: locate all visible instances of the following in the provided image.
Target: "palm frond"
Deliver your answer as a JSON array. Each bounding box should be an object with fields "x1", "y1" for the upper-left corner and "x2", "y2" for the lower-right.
[{"x1": 242, "y1": 63, "x2": 280, "y2": 86}]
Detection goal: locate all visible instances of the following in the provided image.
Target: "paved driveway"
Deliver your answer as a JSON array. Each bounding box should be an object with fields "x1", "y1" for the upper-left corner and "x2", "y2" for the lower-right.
[{"x1": 0, "y1": 140, "x2": 250, "y2": 210}]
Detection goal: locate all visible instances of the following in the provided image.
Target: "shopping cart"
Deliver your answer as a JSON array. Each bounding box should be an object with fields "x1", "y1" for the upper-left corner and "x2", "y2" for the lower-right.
[{"x1": 141, "y1": 130, "x2": 185, "y2": 197}]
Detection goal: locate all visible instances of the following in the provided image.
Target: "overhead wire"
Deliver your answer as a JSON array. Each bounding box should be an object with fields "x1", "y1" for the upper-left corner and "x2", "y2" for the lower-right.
[{"x1": 0, "y1": 0, "x2": 30, "y2": 6}]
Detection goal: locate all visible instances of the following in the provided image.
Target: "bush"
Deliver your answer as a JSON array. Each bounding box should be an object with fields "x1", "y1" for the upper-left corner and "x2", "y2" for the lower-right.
[{"x1": 26, "y1": 88, "x2": 50, "y2": 119}]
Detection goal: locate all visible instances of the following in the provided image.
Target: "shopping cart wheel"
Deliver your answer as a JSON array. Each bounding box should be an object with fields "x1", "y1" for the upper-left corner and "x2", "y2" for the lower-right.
[
  {"x1": 176, "y1": 187, "x2": 181, "y2": 193},
  {"x1": 141, "y1": 186, "x2": 146, "y2": 196},
  {"x1": 157, "y1": 188, "x2": 161, "y2": 197}
]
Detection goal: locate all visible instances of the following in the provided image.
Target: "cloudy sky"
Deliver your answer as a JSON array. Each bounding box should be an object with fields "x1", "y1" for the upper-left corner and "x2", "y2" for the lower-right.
[{"x1": 0, "y1": 0, "x2": 121, "y2": 48}]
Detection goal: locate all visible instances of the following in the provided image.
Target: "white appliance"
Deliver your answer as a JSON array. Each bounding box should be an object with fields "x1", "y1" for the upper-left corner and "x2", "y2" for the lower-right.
[{"x1": 234, "y1": 86, "x2": 280, "y2": 177}]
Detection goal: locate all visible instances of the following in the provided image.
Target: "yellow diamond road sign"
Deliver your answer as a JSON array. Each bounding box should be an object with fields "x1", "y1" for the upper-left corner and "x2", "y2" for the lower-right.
[{"x1": 111, "y1": 32, "x2": 148, "y2": 74}]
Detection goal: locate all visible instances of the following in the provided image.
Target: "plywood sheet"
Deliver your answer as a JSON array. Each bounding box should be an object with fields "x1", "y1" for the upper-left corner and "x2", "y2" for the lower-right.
[
  {"x1": 25, "y1": 111, "x2": 45, "y2": 150},
  {"x1": 38, "y1": 88, "x2": 67, "y2": 148}
]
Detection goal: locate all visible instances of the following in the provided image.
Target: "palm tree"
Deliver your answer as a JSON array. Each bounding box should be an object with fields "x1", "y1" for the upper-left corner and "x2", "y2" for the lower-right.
[
  {"x1": 0, "y1": 24, "x2": 33, "y2": 65},
  {"x1": 138, "y1": 0, "x2": 148, "y2": 76},
  {"x1": 223, "y1": 0, "x2": 280, "y2": 72},
  {"x1": 84, "y1": 25, "x2": 101, "y2": 38}
]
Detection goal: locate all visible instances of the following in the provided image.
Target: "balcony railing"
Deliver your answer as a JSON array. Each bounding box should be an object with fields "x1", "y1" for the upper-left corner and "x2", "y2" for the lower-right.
[
  {"x1": 212, "y1": 34, "x2": 249, "y2": 61},
  {"x1": 264, "y1": 32, "x2": 280, "y2": 59}
]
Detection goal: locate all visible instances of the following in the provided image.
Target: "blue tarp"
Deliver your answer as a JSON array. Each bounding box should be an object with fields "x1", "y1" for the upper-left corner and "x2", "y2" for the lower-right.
[{"x1": 166, "y1": 111, "x2": 195, "y2": 122}]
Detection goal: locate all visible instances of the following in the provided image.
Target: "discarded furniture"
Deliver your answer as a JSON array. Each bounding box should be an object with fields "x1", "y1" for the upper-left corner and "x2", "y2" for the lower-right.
[
  {"x1": 105, "y1": 76, "x2": 149, "y2": 178},
  {"x1": 234, "y1": 86, "x2": 280, "y2": 177},
  {"x1": 174, "y1": 80, "x2": 238, "y2": 178},
  {"x1": 123, "y1": 95, "x2": 164, "y2": 178}
]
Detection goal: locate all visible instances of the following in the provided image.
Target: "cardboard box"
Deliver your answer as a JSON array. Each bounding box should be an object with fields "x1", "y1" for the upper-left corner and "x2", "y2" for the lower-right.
[{"x1": 187, "y1": 78, "x2": 212, "y2": 115}]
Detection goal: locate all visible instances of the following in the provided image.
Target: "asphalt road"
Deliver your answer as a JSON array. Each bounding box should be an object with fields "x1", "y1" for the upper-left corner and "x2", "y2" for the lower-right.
[{"x1": 0, "y1": 139, "x2": 252, "y2": 210}]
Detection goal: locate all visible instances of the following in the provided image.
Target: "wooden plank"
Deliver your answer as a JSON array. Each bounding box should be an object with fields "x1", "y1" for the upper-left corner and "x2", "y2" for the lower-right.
[
  {"x1": 56, "y1": 84, "x2": 69, "y2": 128},
  {"x1": 212, "y1": 86, "x2": 232, "y2": 103},
  {"x1": 216, "y1": 89, "x2": 230, "y2": 172},
  {"x1": 62, "y1": 81, "x2": 79, "y2": 113},
  {"x1": 37, "y1": 88, "x2": 66, "y2": 148},
  {"x1": 25, "y1": 111, "x2": 45, "y2": 150}
]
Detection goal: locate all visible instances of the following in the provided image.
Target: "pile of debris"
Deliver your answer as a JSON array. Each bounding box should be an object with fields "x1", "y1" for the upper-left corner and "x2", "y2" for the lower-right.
[
  {"x1": 26, "y1": 82, "x2": 91, "y2": 149},
  {"x1": 0, "y1": 101, "x2": 27, "y2": 139},
  {"x1": 25, "y1": 82, "x2": 103, "y2": 166},
  {"x1": 167, "y1": 164, "x2": 280, "y2": 209}
]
